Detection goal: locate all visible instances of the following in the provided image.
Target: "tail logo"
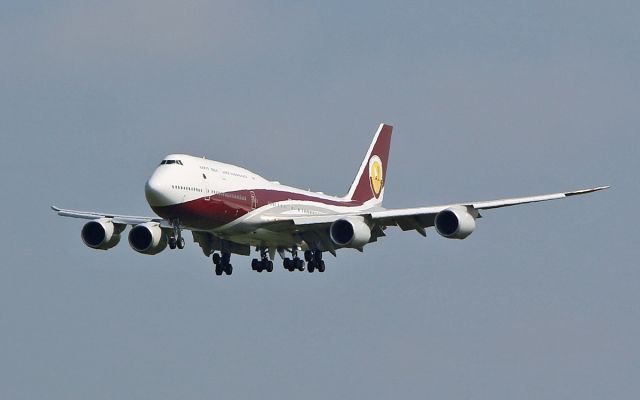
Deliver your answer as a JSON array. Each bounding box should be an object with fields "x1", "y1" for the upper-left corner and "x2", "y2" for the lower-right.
[{"x1": 369, "y1": 155, "x2": 384, "y2": 199}]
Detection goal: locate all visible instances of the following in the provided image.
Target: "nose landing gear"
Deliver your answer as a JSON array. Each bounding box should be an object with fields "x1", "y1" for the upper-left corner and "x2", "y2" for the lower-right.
[
  {"x1": 169, "y1": 236, "x2": 185, "y2": 249},
  {"x1": 168, "y1": 220, "x2": 185, "y2": 250}
]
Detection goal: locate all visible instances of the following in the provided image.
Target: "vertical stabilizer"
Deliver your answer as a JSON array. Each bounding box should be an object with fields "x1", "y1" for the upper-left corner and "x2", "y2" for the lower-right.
[{"x1": 345, "y1": 123, "x2": 393, "y2": 205}]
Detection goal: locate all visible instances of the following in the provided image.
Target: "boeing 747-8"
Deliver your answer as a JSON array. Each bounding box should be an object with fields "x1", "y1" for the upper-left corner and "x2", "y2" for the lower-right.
[{"x1": 53, "y1": 124, "x2": 608, "y2": 275}]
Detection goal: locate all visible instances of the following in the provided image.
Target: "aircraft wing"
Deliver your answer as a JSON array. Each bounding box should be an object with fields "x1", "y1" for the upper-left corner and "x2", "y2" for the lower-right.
[
  {"x1": 271, "y1": 186, "x2": 609, "y2": 250},
  {"x1": 369, "y1": 186, "x2": 610, "y2": 232},
  {"x1": 50, "y1": 206, "x2": 171, "y2": 228}
]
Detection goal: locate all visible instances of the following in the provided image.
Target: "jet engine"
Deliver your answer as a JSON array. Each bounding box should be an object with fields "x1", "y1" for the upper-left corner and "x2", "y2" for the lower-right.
[
  {"x1": 434, "y1": 206, "x2": 476, "y2": 239},
  {"x1": 81, "y1": 219, "x2": 123, "y2": 250},
  {"x1": 128, "y1": 222, "x2": 168, "y2": 255},
  {"x1": 329, "y1": 217, "x2": 372, "y2": 248}
]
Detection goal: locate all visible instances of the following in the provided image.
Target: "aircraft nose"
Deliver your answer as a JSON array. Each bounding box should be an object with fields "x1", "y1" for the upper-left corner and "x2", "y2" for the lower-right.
[{"x1": 145, "y1": 174, "x2": 171, "y2": 207}]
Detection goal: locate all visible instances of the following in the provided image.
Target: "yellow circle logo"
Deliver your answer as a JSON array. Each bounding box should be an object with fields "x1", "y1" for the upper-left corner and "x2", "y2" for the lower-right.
[{"x1": 369, "y1": 156, "x2": 383, "y2": 198}]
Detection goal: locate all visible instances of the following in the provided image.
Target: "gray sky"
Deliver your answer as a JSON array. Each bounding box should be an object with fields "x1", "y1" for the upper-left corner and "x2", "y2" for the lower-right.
[{"x1": 1, "y1": 1, "x2": 638, "y2": 399}]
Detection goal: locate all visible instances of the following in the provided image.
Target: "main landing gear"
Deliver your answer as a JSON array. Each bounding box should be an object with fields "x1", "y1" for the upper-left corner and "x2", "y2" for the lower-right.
[
  {"x1": 210, "y1": 248, "x2": 325, "y2": 276},
  {"x1": 283, "y1": 249, "x2": 326, "y2": 273},
  {"x1": 305, "y1": 250, "x2": 325, "y2": 273},
  {"x1": 212, "y1": 252, "x2": 233, "y2": 276},
  {"x1": 251, "y1": 248, "x2": 273, "y2": 273},
  {"x1": 168, "y1": 221, "x2": 185, "y2": 250},
  {"x1": 283, "y1": 247, "x2": 304, "y2": 271}
]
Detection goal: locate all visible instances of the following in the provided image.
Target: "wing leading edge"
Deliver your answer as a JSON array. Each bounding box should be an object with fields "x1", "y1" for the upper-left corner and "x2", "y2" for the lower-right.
[
  {"x1": 282, "y1": 186, "x2": 610, "y2": 237},
  {"x1": 51, "y1": 206, "x2": 170, "y2": 228},
  {"x1": 52, "y1": 186, "x2": 608, "y2": 255}
]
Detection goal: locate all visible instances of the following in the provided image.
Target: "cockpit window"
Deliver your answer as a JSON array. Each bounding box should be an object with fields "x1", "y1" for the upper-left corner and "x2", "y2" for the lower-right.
[{"x1": 160, "y1": 160, "x2": 183, "y2": 165}]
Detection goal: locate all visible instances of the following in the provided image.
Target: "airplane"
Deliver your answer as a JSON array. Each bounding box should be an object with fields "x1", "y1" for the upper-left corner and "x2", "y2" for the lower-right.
[{"x1": 52, "y1": 123, "x2": 608, "y2": 276}]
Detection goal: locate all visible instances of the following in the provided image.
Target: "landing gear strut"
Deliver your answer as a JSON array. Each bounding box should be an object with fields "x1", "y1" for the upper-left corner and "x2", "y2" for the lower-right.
[
  {"x1": 212, "y1": 252, "x2": 233, "y2": 276},
  {"x1": 251, "y1": 248, "x2": 273, "y2": 273},
  {"x1": 283, "y1": 248, "x2": 305, "y2": 272},
  {"x1": 306, "y1": 251, "x2": 325, "y2": 273},
  {"x1": 168, "y1": 220, "x2": 185, "y2": 250}
]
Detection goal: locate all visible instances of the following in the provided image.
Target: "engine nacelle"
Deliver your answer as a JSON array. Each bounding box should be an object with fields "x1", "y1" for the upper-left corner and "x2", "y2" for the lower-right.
[
  {"x1": 81, "y1": 219, "x2": 122, "y2": 250},
  {"x1": 128, "y1": 222, "x2": 168, "y2": 255},
  {"x1": 329, "y1": 217, "x2": 372, "y2": 248},
  {"x1": 434, "y1": 206, "x2": 476, "y2": 239}
]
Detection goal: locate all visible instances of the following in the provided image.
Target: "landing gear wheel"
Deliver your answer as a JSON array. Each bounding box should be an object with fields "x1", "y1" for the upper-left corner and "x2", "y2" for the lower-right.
[
  {"x1": 254, "y1": 248, "x2": 273, "y2": 273},
  {"x1": 318, "y1": 260, "x2": 325, "y2": 273},
  {"x1": 212, "y1": 252, "x2": 233, "y2": 276},
  {"x1": 287, "y1": 247, "x2": 304, "y2": 271},
  {"x1": 177, "y1": 236, "x2": 185, "y2": 249},
  {"x1": 295, "y1": 258, "x2": 304, "y2": 271},
  {"x1": 308, "y1": 262, "x2": 315, "y2": 273},
  {"x1": 169, "y1": 237, "x2": 177, "y2": 249},
  {"x1": 304, "y1": 250, "x2": 313, "y2": 262}
]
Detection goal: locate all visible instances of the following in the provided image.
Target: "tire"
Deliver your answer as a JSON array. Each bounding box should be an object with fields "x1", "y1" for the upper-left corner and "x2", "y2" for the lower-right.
[
  {"x1": 177, "y1": 237, "x2": 185, "y2": 249},
  {"x1": 212, "y1": 253, "x2": 221, "y2": 265},
  {"x1": 215, "y1": 264, "x2": 223, "y2": 276},
  {"x1": 283, "y1": 258, "x2": 292, "y2": 269},
  {"x1": 251, "y1": 259, "x2": 259, "y2": 270},
  {"x1": 308, "y1": 262, "x2": 315, "y2": 273},
  {"x1": 318, "y1": 260, "x2": 325, "y2": 273},
  {"x1": 267, "y1": 261, "x2": 273, "y2": 272},
  {"x1": 304, "y1": 251, "x2": 313, "y2": 262},
  {"x1": 169, "y1": 238, "x2": 177, "y2": 249},
  {"x1": 295, "y1": 259, "x2": 304, "y2": 271},
  {"x1": 226, "y1": 264, "x2": 233, "y2": 275}
]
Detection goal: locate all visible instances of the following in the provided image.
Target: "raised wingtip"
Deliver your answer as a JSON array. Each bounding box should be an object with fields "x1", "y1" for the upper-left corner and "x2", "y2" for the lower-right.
[
  {"x1": 51, "y1": 205, "x2": 61, "y2": 212},
  {"x1": 565, "y1": 186, "x2": 610, "y2": 197},
  {"x1": 585, "y1": 185, "x2": 611, "y2": 192}
]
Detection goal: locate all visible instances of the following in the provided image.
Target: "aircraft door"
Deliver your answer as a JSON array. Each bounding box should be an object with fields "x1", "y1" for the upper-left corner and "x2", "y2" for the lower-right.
[
  {"x1": 204, "y1": 174, "x2": 211, "y2": 201},
  {"x1": 250, "y1": 191, "x2": 257, "y2": 210}
]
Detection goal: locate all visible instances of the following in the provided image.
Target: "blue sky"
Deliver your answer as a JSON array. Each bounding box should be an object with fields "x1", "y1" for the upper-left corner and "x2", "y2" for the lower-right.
[{"x1": 1, "y1": 1, "x2": 638, "y2": 399}]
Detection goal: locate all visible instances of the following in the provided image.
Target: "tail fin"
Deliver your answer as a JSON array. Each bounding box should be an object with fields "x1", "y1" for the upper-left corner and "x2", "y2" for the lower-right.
[{"x1": 345, "y1": 123, "x2": 393, "y2": 205}]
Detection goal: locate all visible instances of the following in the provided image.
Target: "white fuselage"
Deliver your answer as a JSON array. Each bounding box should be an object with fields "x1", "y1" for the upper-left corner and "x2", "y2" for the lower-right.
[{"x1": 144, "y1": 154, "x2": 380, "y2": 247}]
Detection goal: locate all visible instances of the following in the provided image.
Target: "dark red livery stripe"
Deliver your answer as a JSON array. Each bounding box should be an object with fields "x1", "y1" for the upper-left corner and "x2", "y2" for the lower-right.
[{"x1": 152, "y1": 189, "x2": 363, "y2": 229}]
